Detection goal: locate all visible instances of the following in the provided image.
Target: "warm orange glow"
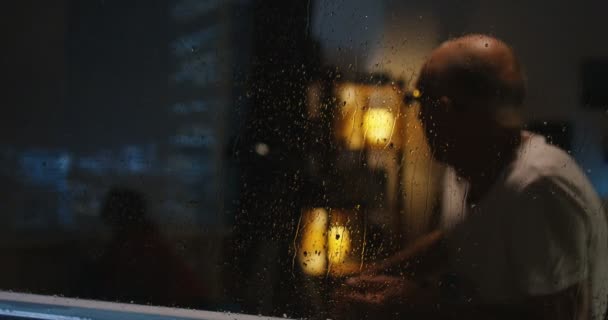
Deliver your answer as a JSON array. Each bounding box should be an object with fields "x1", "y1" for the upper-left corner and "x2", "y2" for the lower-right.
[
  {"x1": 336, "y1": 84, "x2": 365, "y2": 150},
  {"x1": 363, "y1": 108, "x2": 395, "y2": 147},
  {"x1": 327, "y1": 225, "x2": 352, "y2": 264},
  {"x1": 298, "y1": 208, "x2": 328, "y2": 276},
  {"x1": 413, "y1": 89, "x2": 421, "y2": 99},
  {"x1": 334, "y1": 84, "x2": 402, "y2": 150},
  {"x1": 340, "y1": 84, "x2": 359, "y2": 106},
  {"x1": 401, "y1": 103, "x2": 444, "y2": 240},
  {"x1": 298, "y1": 207, "x2": 364, "y2": 277}
]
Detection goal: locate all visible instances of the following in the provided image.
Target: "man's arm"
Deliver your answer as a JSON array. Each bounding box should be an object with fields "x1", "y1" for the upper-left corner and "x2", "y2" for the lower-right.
[
  {"x1": 446, "y1": 283, "x2": 590, "y2": 320},
  {"x1": 523, "y1": 282, "x2": 590, "y2": 320},
  {"x1": 501, "y1": 177, "x2": 593, "y2": 320},
  {"x1": 330, "y1": 230, "x2": 448, "y2": 318},
  {"x1": 363, "y1": 229, "x2": 446, "y2": 275},
  {"x1": 334, "y1": 277, "x2": 589, "y2": 320}
]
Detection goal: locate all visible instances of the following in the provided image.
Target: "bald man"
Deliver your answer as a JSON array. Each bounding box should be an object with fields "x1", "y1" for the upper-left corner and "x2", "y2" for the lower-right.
[{"x1": 338, "y1": 35, "x2": 608, "y2": 320}]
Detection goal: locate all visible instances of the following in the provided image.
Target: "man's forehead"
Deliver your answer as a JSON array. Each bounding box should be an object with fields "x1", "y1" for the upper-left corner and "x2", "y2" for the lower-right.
[
  {"x1": 442, "y1": 34, "x2": 504, "y2": 50},
  {"x1": 418, "y1": 35, "x2": 517, "y2": 89}
]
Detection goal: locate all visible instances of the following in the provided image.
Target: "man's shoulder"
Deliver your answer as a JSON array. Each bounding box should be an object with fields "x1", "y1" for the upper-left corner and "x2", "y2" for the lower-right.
[
  {"x1": 505, "y1": 133, "x2": 605, "y2": 226},
  {"x1": 507, "y1": 133, "x2": 584, "y2": 193}
]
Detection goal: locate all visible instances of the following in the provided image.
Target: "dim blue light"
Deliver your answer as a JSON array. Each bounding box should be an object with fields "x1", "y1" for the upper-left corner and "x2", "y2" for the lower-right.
[
  {"x1": 170, "y1": 27, "x2": 218, "y2": 58},
  {"x1": 171, "y1": 100, "x2": 209, "y2": 115}
]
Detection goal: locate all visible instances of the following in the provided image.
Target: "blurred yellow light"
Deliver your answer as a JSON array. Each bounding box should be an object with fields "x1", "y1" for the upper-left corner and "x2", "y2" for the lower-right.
[
  {"x1": 336, "y1": 84, "x2": 365, "y2": 150},
  {"x1": 413, "y1": 89, "x2": 421, "y2": 98},
  {"x1": 363, "y1": 108, "x2": 395, "y2": 146},
  {"x1": 299, "y1": 208, "x2": 328, "y2": 276},
  {"x1": 327, "y1": 225, "x2": 352, "y2": 264},
  {"x1": 335, "y1": 84, "x2": 403, "y2": 150},
  {"x1": 340, "y1": 84, "x2": 358, "y2": 105}
]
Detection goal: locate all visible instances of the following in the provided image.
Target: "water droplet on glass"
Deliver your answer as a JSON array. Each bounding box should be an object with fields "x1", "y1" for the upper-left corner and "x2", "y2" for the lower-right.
[{"x1": 255, "y1": 142, "x2": 270, "y2": 156}]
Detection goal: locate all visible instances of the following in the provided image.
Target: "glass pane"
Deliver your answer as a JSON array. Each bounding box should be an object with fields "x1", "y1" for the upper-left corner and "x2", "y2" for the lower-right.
[{"x1": 2, "y1": 0, "x2": 607, "y2": 319}]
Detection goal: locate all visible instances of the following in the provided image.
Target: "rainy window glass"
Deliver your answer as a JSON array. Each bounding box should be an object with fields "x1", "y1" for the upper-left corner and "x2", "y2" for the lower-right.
[{"x1": 2, "y1": 1, "x2": 608, "y2": 319}]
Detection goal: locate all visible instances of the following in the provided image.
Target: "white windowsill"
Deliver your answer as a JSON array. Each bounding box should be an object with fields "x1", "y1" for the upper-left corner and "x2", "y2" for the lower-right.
[{"x1": 0, "y1": 291, "x2": 291, "y2": 320}]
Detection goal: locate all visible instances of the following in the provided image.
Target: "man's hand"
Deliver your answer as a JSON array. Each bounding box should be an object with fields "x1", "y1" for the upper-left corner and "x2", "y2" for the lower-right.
[
  {"x1": 336, "y1": 275, "x2": 416, "y2": 306},
  {"x1": 328, "y1": 231, "x2": 446, "y2": 318},
  {"x1": 330, "y1": 275, "x2": 434, "y2": 319},
  {"x1": 343, "y1": 275, "x2": 416, "y2": 306},
  {"x1": 361, "y1": 230, "x2": 445, "y2": 275}
]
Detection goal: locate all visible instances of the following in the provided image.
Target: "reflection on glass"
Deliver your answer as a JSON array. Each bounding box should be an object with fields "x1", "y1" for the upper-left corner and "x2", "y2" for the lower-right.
[
  {"x1": 298, "y1": 208, "x2": 363, "y2": 277},
  {"x1": 363, "y1": 108, "x2": 395, "y2": 147},
  {"x1": 335, "y1": 83, "x2": 403, "y2": 150},
  {"x1": 327, "y1": 225, "x2": 351, "y2": 264},
  {"x1": 298, "y1": 208, "x2": 328, "y2": 276},
  {"x1": 336, "y1": 84, "x2": 365, "y2": 150},
  {"x1": 4, "y1": 0, "x2": 608, "y2": 319}
]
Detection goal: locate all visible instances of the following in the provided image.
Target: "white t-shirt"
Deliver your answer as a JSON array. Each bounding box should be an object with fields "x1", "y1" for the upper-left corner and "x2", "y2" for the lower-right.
[{"x1": 440, "y1": 132, "x2": 608, "y2": 319}]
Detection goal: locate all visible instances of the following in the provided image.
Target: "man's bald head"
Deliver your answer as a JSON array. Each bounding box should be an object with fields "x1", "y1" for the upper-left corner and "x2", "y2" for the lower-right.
[
  {"x1": 416, "y1": 35, "x2": 526, "y2": 172},
  {"x1": 417, "y1": 34, "x2": 525, "y2": 113}
]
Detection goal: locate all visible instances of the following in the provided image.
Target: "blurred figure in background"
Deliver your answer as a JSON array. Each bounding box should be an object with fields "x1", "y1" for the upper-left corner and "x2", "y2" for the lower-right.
[
  {"x1": 78, "y1": 187, "x2": 206, "y2": 307},
  {"x1": 337, "y1": 35, "x2": 608, "y2": 320}
]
